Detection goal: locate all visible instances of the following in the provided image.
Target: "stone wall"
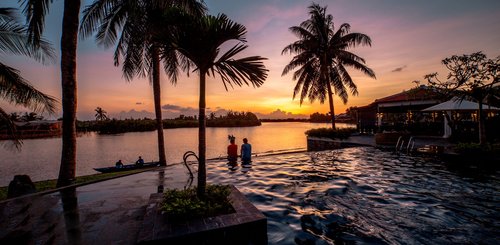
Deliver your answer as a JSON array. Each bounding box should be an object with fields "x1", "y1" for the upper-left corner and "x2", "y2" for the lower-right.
[{"x1": 307, "y1": 137, "x2": 342, "y2": 151}]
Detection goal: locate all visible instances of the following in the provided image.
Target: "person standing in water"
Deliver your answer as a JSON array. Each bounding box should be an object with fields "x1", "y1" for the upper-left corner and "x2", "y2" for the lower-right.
[
  {"x1": 241, "y1": 138, "x2": 252, "y2": 165},
  {"x1": 227, "y1": 138, "x2": 238, "y2": 164}
]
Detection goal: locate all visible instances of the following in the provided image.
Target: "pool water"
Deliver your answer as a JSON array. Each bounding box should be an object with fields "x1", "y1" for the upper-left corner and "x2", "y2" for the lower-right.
[{"x1": 207, "y1": 147, "x2": 500, "y2": 244}]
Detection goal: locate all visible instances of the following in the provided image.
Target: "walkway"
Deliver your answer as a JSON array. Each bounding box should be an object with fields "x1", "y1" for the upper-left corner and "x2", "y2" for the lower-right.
[{"x1": 0, "y1": 165, "x2": 192, "y2": 244}]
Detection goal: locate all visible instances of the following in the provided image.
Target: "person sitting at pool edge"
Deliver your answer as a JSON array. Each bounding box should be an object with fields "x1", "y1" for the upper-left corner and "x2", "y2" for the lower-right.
[
  {"x1": 136, "y1": 156, "x2": 144, "y2": 166},
  {"x1": 227, "y1": 138, "x2": 238, "y2": 164},
  {"x1": 241, "y1": 138, "x2": 252, "y2": 165},
  {"x1": 116, "y1": 159, "x2": 123, "y2": 168}
]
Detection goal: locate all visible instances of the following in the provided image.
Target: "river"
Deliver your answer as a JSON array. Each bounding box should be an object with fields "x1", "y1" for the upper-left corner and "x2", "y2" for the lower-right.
[{"x1": 0, "y1": 122, "x2": 353, "y2": 186}]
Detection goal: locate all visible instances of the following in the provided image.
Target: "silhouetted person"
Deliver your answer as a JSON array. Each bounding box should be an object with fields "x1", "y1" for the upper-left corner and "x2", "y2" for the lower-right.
[
  {"x1": 136, "y1": 156, "x2": 144, "y2": 166},
  {"x1": 241, "y1": 138, "x2": 252, "y2": 165},
  {"x1": 115, "y1": 160, "x2": 123, "y2": 168}
]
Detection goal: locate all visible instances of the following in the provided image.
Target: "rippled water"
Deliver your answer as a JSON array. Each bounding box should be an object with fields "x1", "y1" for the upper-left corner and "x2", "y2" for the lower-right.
[
  {"x1": 207, "y1": 147, "x2": 500, "y2": 244},
  {"x1": 1, "y1": 122, "x2": 353, "y2": 185}
]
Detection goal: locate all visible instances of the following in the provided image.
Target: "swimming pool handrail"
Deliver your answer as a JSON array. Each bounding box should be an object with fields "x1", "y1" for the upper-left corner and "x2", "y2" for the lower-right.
[{"x1": 182, "y1": 151, "x2": 198, "y2": 178}]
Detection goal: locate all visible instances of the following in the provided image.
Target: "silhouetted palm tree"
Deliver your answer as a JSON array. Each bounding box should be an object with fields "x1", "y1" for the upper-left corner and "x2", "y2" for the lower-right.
[
  {"x1": 0, "y1": 7, "x2": 57, "y2": 147},
  {"x1": 282, "y1": 3, "x2": 376, "y2": 129},
  {"x1": 20, "y1": 0, "x2": 82, "y2": 187},
  {"x1": 170, "y1": 14, "x2": 268, "y2": 197},
  {"x1": 80, "y1": 0, "x2": 207, "y2": 166},
  {"x1": 94, "y1": 107, "x2": 108, "y2": 121},
  {"x1": 22, "y1": 0, "x2": 81, "y2": 187}
]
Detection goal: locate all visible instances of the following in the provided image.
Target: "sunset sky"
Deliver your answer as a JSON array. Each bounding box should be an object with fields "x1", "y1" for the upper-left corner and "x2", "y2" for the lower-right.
[{"x1": 2, "y1": 0, "x2": 500, "y2": 120}]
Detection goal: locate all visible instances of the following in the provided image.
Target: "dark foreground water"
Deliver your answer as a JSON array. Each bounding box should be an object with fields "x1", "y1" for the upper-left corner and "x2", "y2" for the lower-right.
[{"x1": 208, "y1": 147, "x2": 500, "y2": 244}]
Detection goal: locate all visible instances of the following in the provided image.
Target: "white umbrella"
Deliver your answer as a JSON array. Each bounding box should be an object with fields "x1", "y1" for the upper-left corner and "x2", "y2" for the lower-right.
[
  {"x1": 422, "y1": 98, "x2": 500, "y2": 111},
  {"x1": 422, "y1": 98, "x2": 499, "y2": 138}
]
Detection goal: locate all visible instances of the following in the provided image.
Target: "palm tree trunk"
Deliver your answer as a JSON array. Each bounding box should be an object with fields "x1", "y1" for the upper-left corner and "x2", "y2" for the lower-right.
[
  {"x1": 326, "y1": 82, "x2": 336, "y2": 129},
  {"x1": 152, "y1": 46, "x2": 167, "y2": 166},
  {"x1": 478, "y1": 102, "x2": 486, "y2": 145},
  {"x1": 57, "y1": 0, "x2": 81, "y2": 187},
  {"x1": 197, "y1": 71, "x2": 207, "y2": 198}
]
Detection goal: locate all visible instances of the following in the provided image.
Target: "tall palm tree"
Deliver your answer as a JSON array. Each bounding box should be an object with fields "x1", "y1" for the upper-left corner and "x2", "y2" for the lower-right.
[
  {"x1": 0, "y1": 7, "x2": 57, "y2": 147},
  {"x1": 21, "y1": 0, "x2": 82, "y2": 187},
  {"x1": 170, "y1": 14, "x2": 268, "y2": 197},
  {"x1": 80, "y1": 0, "x2": 207, "y2": 167},
  {"x1": 94, "y1": 107, "x2": 108, "y2": 121},
  {"x1": 282, "y1": 3, "x2": 376, "y2": 129}
]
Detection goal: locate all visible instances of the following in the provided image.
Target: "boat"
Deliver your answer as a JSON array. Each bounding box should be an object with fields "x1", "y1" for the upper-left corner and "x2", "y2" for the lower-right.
[{"x1": 93, "y1": 161, "x2": 160, "y2": 173}]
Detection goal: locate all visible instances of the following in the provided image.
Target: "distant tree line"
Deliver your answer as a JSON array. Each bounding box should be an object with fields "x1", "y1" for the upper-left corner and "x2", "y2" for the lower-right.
[
  {"x1": 0, "y1": 112, "x2": 46, "y2": 126},
  {"x1": 78, "y1": 111, "x2": 261, "y2": 134}
]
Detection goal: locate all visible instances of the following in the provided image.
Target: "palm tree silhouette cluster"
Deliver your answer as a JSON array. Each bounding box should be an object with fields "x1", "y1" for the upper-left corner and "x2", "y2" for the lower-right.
[{"x1": 4, "y1": 1, "x2": 373, "y2": 197}]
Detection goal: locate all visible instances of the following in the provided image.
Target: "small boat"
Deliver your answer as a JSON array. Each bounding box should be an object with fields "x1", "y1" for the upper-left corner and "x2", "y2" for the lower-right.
[{"x1": 93, "y1": 161, "x2": 160, "y2": 173}]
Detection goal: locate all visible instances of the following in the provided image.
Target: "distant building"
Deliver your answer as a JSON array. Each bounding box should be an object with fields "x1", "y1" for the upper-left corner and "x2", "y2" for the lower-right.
[
  {"x1": 354, "y1": 85, "x2": 442, "y2": 133},
  {"x1": 0, "y1": 120, "x2": 62, "y2": 140}
]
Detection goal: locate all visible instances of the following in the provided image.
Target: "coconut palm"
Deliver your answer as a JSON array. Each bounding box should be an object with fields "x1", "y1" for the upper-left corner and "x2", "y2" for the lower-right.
[
  {"x1": 0, "y1": 7, "x2": 57, "y2": 147},
  {"x1": 20, "y1": 0, "x2": 81, "y2": 187},
  {"x1": 80, "y1": 0, "x2": 207, "y2": 166},
  {"x1": 94, "y1": 107, "x2": 108, "y2": 121},
  {"x1": 282, "y1": 3, "x2": 376, "y2": 129},
  {"x1": 169, "y1": 14, "x2": 268, "y2": 197}
]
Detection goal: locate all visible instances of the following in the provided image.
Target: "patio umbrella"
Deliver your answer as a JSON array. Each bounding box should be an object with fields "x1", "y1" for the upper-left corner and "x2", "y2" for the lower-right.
[
  {"x1": 421, "y1": 98, "x2": 499, "y2": 138},
  {"x1": 422, "y1": 98, "x2": 500, "y2": 111}
]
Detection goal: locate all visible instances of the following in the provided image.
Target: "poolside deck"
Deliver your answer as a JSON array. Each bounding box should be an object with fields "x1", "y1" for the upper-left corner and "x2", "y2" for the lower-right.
[
  {"x1": 0, "y1": 166, "x2": 192, "y2": 244},
  {"x1": 309, "y1": 134, "x2": 456, "y2": 154}
]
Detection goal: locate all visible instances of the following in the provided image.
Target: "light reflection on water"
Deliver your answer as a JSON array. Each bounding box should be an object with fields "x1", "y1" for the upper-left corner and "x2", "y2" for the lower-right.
[
  {"x1": 0, "y1": 122, "x2": 351, "y2": 185},
  {"x1": 208, "y1": 147, "x2": 500, "y2": 245}
]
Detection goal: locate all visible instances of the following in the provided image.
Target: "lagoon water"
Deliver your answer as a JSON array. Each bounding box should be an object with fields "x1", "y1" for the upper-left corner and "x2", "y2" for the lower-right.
[{"x1": 0, "y1": 122, "x2": 351, "y2": 186}]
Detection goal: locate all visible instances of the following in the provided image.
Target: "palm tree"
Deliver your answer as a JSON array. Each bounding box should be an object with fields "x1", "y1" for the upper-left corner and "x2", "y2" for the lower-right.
[
  {"x1": 170, "y1": 14, "x2": 268, "y2": 197},
  {"x1": 80, "y1": 0, "x2": 207, "y2": 167},
  {"x1": 20, "y1": 0, "x2": 82, "y2": 187},
  {"x1": 0, "y1": 7, "x2": 57, "y2": 147},
  {"x1": 94, "y1": 107, "x2": 108, "y2": 121},
  {"x1": 282, "y1": 3, "x2": 376, "y2": 129}
]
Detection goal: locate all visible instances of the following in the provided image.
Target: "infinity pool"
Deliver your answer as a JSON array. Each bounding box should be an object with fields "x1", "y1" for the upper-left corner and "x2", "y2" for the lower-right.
[{"x1": 207, "y1": 147, "x2": 500, "y2": 244}]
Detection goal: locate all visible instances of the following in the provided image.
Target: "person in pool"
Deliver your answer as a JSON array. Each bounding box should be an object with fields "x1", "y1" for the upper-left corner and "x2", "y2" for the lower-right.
[
  {"x1": 227, "y1": 138, "x2": 238, "y2": 164},
  {"x1": 241, "y1": 138, "x2": 252, "y2": 165}
]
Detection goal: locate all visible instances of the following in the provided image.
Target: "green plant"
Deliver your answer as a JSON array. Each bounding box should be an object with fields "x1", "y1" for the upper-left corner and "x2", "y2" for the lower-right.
[
  {"x1": 454, "y1": 142, "x2": 497, "y2": 155},
  {"x1": 305, "y1": 128, "x2": 356, "y2": 139},
  {"x1": 160, "y1": 184, "x2": 234, "y2": 220}
]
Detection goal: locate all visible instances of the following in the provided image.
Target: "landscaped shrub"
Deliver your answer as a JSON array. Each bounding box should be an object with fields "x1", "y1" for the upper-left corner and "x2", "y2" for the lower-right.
[
  {"x1": 160, "y1": 184, "x2": 234, "y2": 220},
  {"x1": 454, "y1": 142, "x2": 500, "y2": 155},
  {"x1": 305, "y1": 128, "x2": 356, "y2": 139}
]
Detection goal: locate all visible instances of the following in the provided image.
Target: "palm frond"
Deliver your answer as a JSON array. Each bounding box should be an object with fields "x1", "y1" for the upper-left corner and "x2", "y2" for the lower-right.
[
  {"x1": 0, "y1": 106, "x2": 22, "y2": 149},
  {"x1": 80, "y1": 0, "x2": 122, "y2": 41},
  {"x1": 21, "y1": 0, "x2": 52, "y2": 48},
  {"x1": 0, "y1": 62, "x2": 58, "y2": 113},
  {"x1": 0, "y1": 14, "x2": 55, "y2": 64}
]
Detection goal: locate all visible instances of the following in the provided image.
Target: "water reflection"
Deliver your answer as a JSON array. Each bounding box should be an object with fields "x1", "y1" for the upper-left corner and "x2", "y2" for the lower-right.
[
  {"x1": 208, "y1": 147, "x2": 500, "y2": 244},
  {"x1": 60, "y1": 188, "x2": 82, "y2": 245},
  {"x1": 1, "y1": 122, "x2": 349, "y2": 185}
]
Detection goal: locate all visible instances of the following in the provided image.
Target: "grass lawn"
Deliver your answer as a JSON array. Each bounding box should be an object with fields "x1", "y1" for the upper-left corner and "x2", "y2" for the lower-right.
[{"x1": 0, "y1": 169, "x2": 149, "y2": 201}]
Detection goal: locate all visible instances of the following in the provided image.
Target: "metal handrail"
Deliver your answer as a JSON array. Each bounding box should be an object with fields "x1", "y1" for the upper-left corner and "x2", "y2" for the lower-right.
[
  {"x1": 395, "y1": 136, "x2": 403, "y2": 151},
  {"x1": 182, "y1": 151, "x2": 198, "y2": 178}
]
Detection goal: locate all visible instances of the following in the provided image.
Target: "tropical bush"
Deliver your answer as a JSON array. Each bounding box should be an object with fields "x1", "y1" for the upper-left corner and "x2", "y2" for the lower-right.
[
  {"x1": 454, "y1": 142, "x2": 500, "y2": 155},
  {"x1": 305, "y1": 128, "x2": 356, "y2": 139},
  {"x1": 160, "y1": 184, "x2": 234, "y2": 220}
]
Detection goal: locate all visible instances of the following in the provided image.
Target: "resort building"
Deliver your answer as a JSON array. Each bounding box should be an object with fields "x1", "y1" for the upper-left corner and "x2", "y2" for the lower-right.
[
  {"x1": 0, "y1": 120, "x2": 62, "y2": 140},
  {"x1": 355, "y1": 85, "x2": 441, "y2": 134},
  {"x1": 354, "y1": 85, "x2": 500, "y2": 142}
]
